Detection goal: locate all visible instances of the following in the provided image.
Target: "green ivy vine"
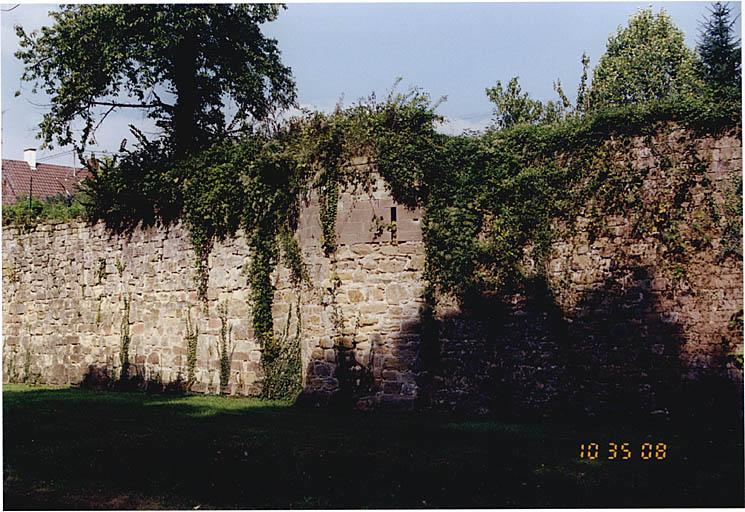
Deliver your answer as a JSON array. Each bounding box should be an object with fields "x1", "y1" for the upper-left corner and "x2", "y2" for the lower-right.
[
  {"x1": 185, "y1": 306, "x2": 199, "y2": 388},
  {"x1": 216, "y1": 301, "x2": 233, "y2": 393},
  {"x1": 319, "y1": 179, "x2": 339, "y2": 256},
  {"x1": 119, "y1": 293, "x2": 131, "y2": 380}
]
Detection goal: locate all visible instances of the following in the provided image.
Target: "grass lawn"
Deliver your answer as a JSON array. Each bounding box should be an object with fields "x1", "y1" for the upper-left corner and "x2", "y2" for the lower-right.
[{"x1": 3, "y1": 384, "x2": 743, "y2": 509}]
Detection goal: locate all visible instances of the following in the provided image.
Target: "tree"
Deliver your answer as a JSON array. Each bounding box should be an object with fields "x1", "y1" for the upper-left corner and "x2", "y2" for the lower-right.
[
  {"x1": 575, "y1": 53, "x2": 591, "y2": 114},
  {"x1": 588, "y1": 8, "x2": 700, "y2": 109},
  {"x1": 486, "y1": 78, "x2": 543, "y2": 129},
  {"x1": 486, "y1": 77, "x2": 559, "y2": 129},
  {"x1": 15, "y1": 4, "x2": 296, "y2": 158},
  {"x1": 696, "y1": 2, "x2": 741, "y2": 99}
]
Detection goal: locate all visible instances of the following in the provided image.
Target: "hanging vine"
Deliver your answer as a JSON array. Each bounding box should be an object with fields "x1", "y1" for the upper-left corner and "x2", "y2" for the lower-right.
[
  {"x1": 215, "y1": 301, "x2": 233, "y2": 393},
  {"x1": 185, "y1": 307, "x2": 199, "y2": 388},
  {"x1": 119, "y1": 293, "x2": 131, "y2": 380}
]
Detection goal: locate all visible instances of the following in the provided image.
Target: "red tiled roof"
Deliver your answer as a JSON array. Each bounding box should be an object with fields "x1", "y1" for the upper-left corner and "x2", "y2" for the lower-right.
[{"x1": 2, "y1": 159, "x2": 91, "y2": 205}]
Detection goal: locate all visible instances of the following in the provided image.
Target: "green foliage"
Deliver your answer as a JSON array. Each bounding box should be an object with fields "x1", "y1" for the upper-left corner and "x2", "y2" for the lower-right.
[
  {"x1": 362, "y1": 91, "x2": 738, "y2": 304},
  {"x1": 115, "y1": 258, "x2": 126, "y2": 277},
  {"x1": 119, "y1": 293, "x2": 131, "y2": 380},
  {"x1": 85, "y1": 130, "x2": 181, "y2": 229},
  {"x1": 726, "y1": 308, "x2": 743, "y2": 369},
  {"x1": 696, "y1": 2, "x2": 742, "y2": 101},
  {"x1": 6, "y1": 347, "x2": 20, "y2": 383},
  {"x1": 361, "y1": 86, "x2": 444, "y2": 207},
  {"x1": 216, "y1": 302, "x2": 233, "y2": 392},
  {"x1": 95, "y1": 258, "x2": 107, "y2": 285},
  {"x1": 185, "y1": 307, "x2": 199, "y2": 388},
  {"x1": 261, "y1": 300, "x2": 303, "y2": 400},
  {"x1": 719, "y1": 173, "x2": 743, "y2": 260},
  {"x1": 486, "y1": 77, "x2": 546, "y2": 129},
  {"x1": 15, "y1": 4, "x2": 296, "y2": 157},
  {"x1": 575, "y1": 53, "x2": 591, "y2": 115},
  {"x1": 486, "y1": 58, "x2": 595, "y2": 131},
  {"x1": 295, "y1": 111, "x2": 347, "y2": 255},
  {"x1": 172, "y1": 131, "x2": 308, "y2": 302},
  {"x1": 248, "y1": 228, "x2": 278, "y2": 348},
  {"x1": 589, "y1": 8, "x2": 701, "y2": 109},
  {"x1": 485, "y1": 77, "x2": 577, "y2": 129},
  {"x1": 2, "y1": 193, "x2": 87, "y2": 227},
  {"x1": 3, "y1": 263, "x2": 19, "y2": 285},
  {"x1": 278, "y1": 228, "x2": 310, "y2": 287},
  {"x1": 82, "y1": 138, "x2": 182, "y2": 233},
  {"x1": 23, "y1": 346, "x2": 32, "y2": 384},
  {"x1": 318, "y1": 179, "x2": 339, "y2": 255}
]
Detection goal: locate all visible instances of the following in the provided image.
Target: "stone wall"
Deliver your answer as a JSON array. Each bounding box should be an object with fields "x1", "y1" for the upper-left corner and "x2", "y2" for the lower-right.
[
  {"x1": 290, "y1": 171, "x2": 427, "y2": 408},
  {"x1": 1, "y1": 164, "x2": 427, "y2": 407},
  {"x1": 429, "y1": 126, "x2": 743, "y2": 417},
  {"x1": 2, "y1": 221, "x2": 263, "y2": 394},
  {"x1": 2, "y1": 126, "x2": 742, "y2": 417}
]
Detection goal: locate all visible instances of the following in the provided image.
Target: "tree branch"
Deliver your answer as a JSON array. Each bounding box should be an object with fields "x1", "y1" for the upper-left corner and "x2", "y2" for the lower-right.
[
  {"x1": 90, "y1": 105, "x2": 116, "y2": 139},
  {"x1": 90, "y1": 100, "x2": 172, "y2": 109}
]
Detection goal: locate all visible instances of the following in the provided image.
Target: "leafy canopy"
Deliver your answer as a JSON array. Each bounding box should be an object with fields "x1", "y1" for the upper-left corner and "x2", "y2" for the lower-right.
[
  {"x1": 589, "y1": 8, "x2": 700, "y2": 109},
  {"x1": 486, "y1": 78, "x2": 546, "y2": 129},
  {"x1": 15, "y1": 4, "x2": 296, "y2": 157}
]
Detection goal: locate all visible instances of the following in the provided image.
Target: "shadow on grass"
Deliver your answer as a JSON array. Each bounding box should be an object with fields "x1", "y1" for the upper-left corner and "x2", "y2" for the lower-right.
[{"x1": 3, "y1": 385, "x2": 744, "y2": 510}]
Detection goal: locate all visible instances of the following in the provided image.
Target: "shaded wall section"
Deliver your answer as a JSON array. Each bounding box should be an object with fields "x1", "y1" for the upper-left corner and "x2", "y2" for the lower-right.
[{"x1": 430, "y1": 127, "x2": 743, "y2": 418}]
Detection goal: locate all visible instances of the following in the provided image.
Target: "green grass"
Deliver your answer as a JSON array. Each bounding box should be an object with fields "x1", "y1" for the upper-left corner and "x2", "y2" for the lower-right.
[{"x1": 3, "y1": 384, "x2": 743, "y2": 509}]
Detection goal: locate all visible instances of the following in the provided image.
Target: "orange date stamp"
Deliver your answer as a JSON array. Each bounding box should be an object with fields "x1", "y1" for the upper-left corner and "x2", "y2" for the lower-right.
[{"x1": 579, "y1": 442, "x2": 668, "y2": 460}]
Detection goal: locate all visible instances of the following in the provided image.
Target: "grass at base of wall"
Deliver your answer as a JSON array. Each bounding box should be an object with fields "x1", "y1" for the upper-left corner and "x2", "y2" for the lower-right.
[{"x1": 3, "y1": 384, "x2": 743, "y2": 509}]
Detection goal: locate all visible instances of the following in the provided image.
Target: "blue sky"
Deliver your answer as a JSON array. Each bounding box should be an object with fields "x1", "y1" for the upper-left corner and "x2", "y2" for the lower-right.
[{"x1": 1, "y1": 2, "x2": 740, "y2": 163}]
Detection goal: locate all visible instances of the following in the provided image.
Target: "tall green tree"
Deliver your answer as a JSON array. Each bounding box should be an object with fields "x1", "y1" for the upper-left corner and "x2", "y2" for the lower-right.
[
  {"x1": 696, "y1": 2, "x2": 741, "y2": 99},
  {"x1": 15, "y1": 4, "x2": 296, "y2": 158},
  {"x1": 589, "y1": 8, "x2": 700, "y2": 109}
]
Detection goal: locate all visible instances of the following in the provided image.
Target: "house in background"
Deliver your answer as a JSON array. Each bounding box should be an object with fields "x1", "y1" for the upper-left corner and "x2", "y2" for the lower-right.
[{"x1": 2, "y1": 148, "x2": 90, "y2": 206}]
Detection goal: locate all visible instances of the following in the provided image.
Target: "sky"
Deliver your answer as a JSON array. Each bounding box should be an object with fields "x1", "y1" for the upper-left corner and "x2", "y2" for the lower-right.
[{"x1": 1, "y1": 1, "x2": 741, "y2": 163}]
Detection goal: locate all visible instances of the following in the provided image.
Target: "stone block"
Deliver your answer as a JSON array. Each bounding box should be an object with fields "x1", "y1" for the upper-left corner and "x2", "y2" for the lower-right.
[
  {"x1": 385, "y1": 283, "x2": 406, "y2": 305},
  {"x1": 347, "y1": 289, "x2": 365, "y2": 303},
  {"x1": 360, "y1": 302, "x2": 388, "y2": 315},
  {"x1": 338, "y1": 336, "x2": 354, "y2": 349}
]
